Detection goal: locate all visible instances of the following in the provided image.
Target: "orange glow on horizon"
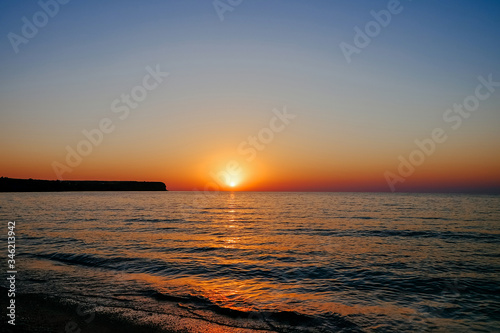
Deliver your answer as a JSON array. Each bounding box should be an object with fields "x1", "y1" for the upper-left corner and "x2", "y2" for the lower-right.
[{"x1": 1, "y1": 144, "x2": 499, "y2": 193}]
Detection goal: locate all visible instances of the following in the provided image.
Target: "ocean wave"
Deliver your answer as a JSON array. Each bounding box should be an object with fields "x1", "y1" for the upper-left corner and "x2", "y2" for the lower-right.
[
  {"x1": 149, "y1": 289, "x2": 363, "y2": 332},
  {"x1": 34, "y1": 252, "x2": 141, "y2": 269},
  {"x1": 123, "y1": 218, "x2": 185, "y2": 223},
  {"x1": 309, "y1": 229, "x2": 500, "y2": 242}
]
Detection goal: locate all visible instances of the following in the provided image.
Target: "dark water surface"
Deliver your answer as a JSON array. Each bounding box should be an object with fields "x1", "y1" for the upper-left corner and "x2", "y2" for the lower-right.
[{"x1": 1, "y1": 192, "x2": 499, "y2": 332}]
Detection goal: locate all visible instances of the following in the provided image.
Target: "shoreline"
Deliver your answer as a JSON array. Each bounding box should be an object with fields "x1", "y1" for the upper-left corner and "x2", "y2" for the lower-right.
[
  {"x1": 0, "y1": 287, "x2": 173, "y2": 333},
  {"x1": 0, "y1": 287, "x2": 277, "y2": 333},
  {"x1": 0, "y1": 177, "x2": 167, "y2": 192}
]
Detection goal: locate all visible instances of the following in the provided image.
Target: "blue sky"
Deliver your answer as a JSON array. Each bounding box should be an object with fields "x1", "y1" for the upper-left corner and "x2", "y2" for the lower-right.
[{"x1": 1, "y1": 0, "x2": 499, "y2": 191}]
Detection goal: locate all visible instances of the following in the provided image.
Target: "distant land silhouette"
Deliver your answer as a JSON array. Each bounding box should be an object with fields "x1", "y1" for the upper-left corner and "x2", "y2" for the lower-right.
[{"x1": 0, "y1": 177, "x2": 167, "y2": 192}]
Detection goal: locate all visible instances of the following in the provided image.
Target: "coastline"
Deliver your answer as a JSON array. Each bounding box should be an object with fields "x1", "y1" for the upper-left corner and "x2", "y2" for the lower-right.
[
  {"x1": 0, "y1": 287, "x2": 170, "y2": 333},
  {"x1": 0, "y1": 287, "x2": 275, "y2": 333},
  {"x1": 0, "y1": 178, "x2": 167, "y2": 192}
]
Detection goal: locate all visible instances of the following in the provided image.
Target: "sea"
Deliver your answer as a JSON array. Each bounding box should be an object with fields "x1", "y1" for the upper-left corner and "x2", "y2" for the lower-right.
[{"x1": 1, "y1": 192, "x2": 499, "y2": 332}]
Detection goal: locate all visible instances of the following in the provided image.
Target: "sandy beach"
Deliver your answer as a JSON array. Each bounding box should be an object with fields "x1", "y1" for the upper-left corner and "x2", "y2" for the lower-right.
[
  {"x1": 0, "y1": 287, "x2": 275, "y2": 333},
  {"x1": 1, "y1": 287, "x2": 170, "y2": 333}
]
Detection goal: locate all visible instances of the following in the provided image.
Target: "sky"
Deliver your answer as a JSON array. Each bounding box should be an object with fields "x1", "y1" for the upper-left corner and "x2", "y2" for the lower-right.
[{"x1": 1, "y1": 0, "x2": 499, "y2": 192}]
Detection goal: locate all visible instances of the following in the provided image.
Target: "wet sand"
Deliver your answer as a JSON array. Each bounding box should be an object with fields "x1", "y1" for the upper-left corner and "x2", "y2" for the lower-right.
[
  {"x1": 1, "y1": 288, "x2": 170, "y2": 333},
  {"x1": 0, "y1": 287, "x2": 272, "y2": 333}
]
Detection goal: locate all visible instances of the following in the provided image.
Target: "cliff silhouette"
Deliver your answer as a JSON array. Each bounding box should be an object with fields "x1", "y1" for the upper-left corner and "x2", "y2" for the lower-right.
[{"x1": 0, "y1": 177, "x2": 167, "y2": 192}]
